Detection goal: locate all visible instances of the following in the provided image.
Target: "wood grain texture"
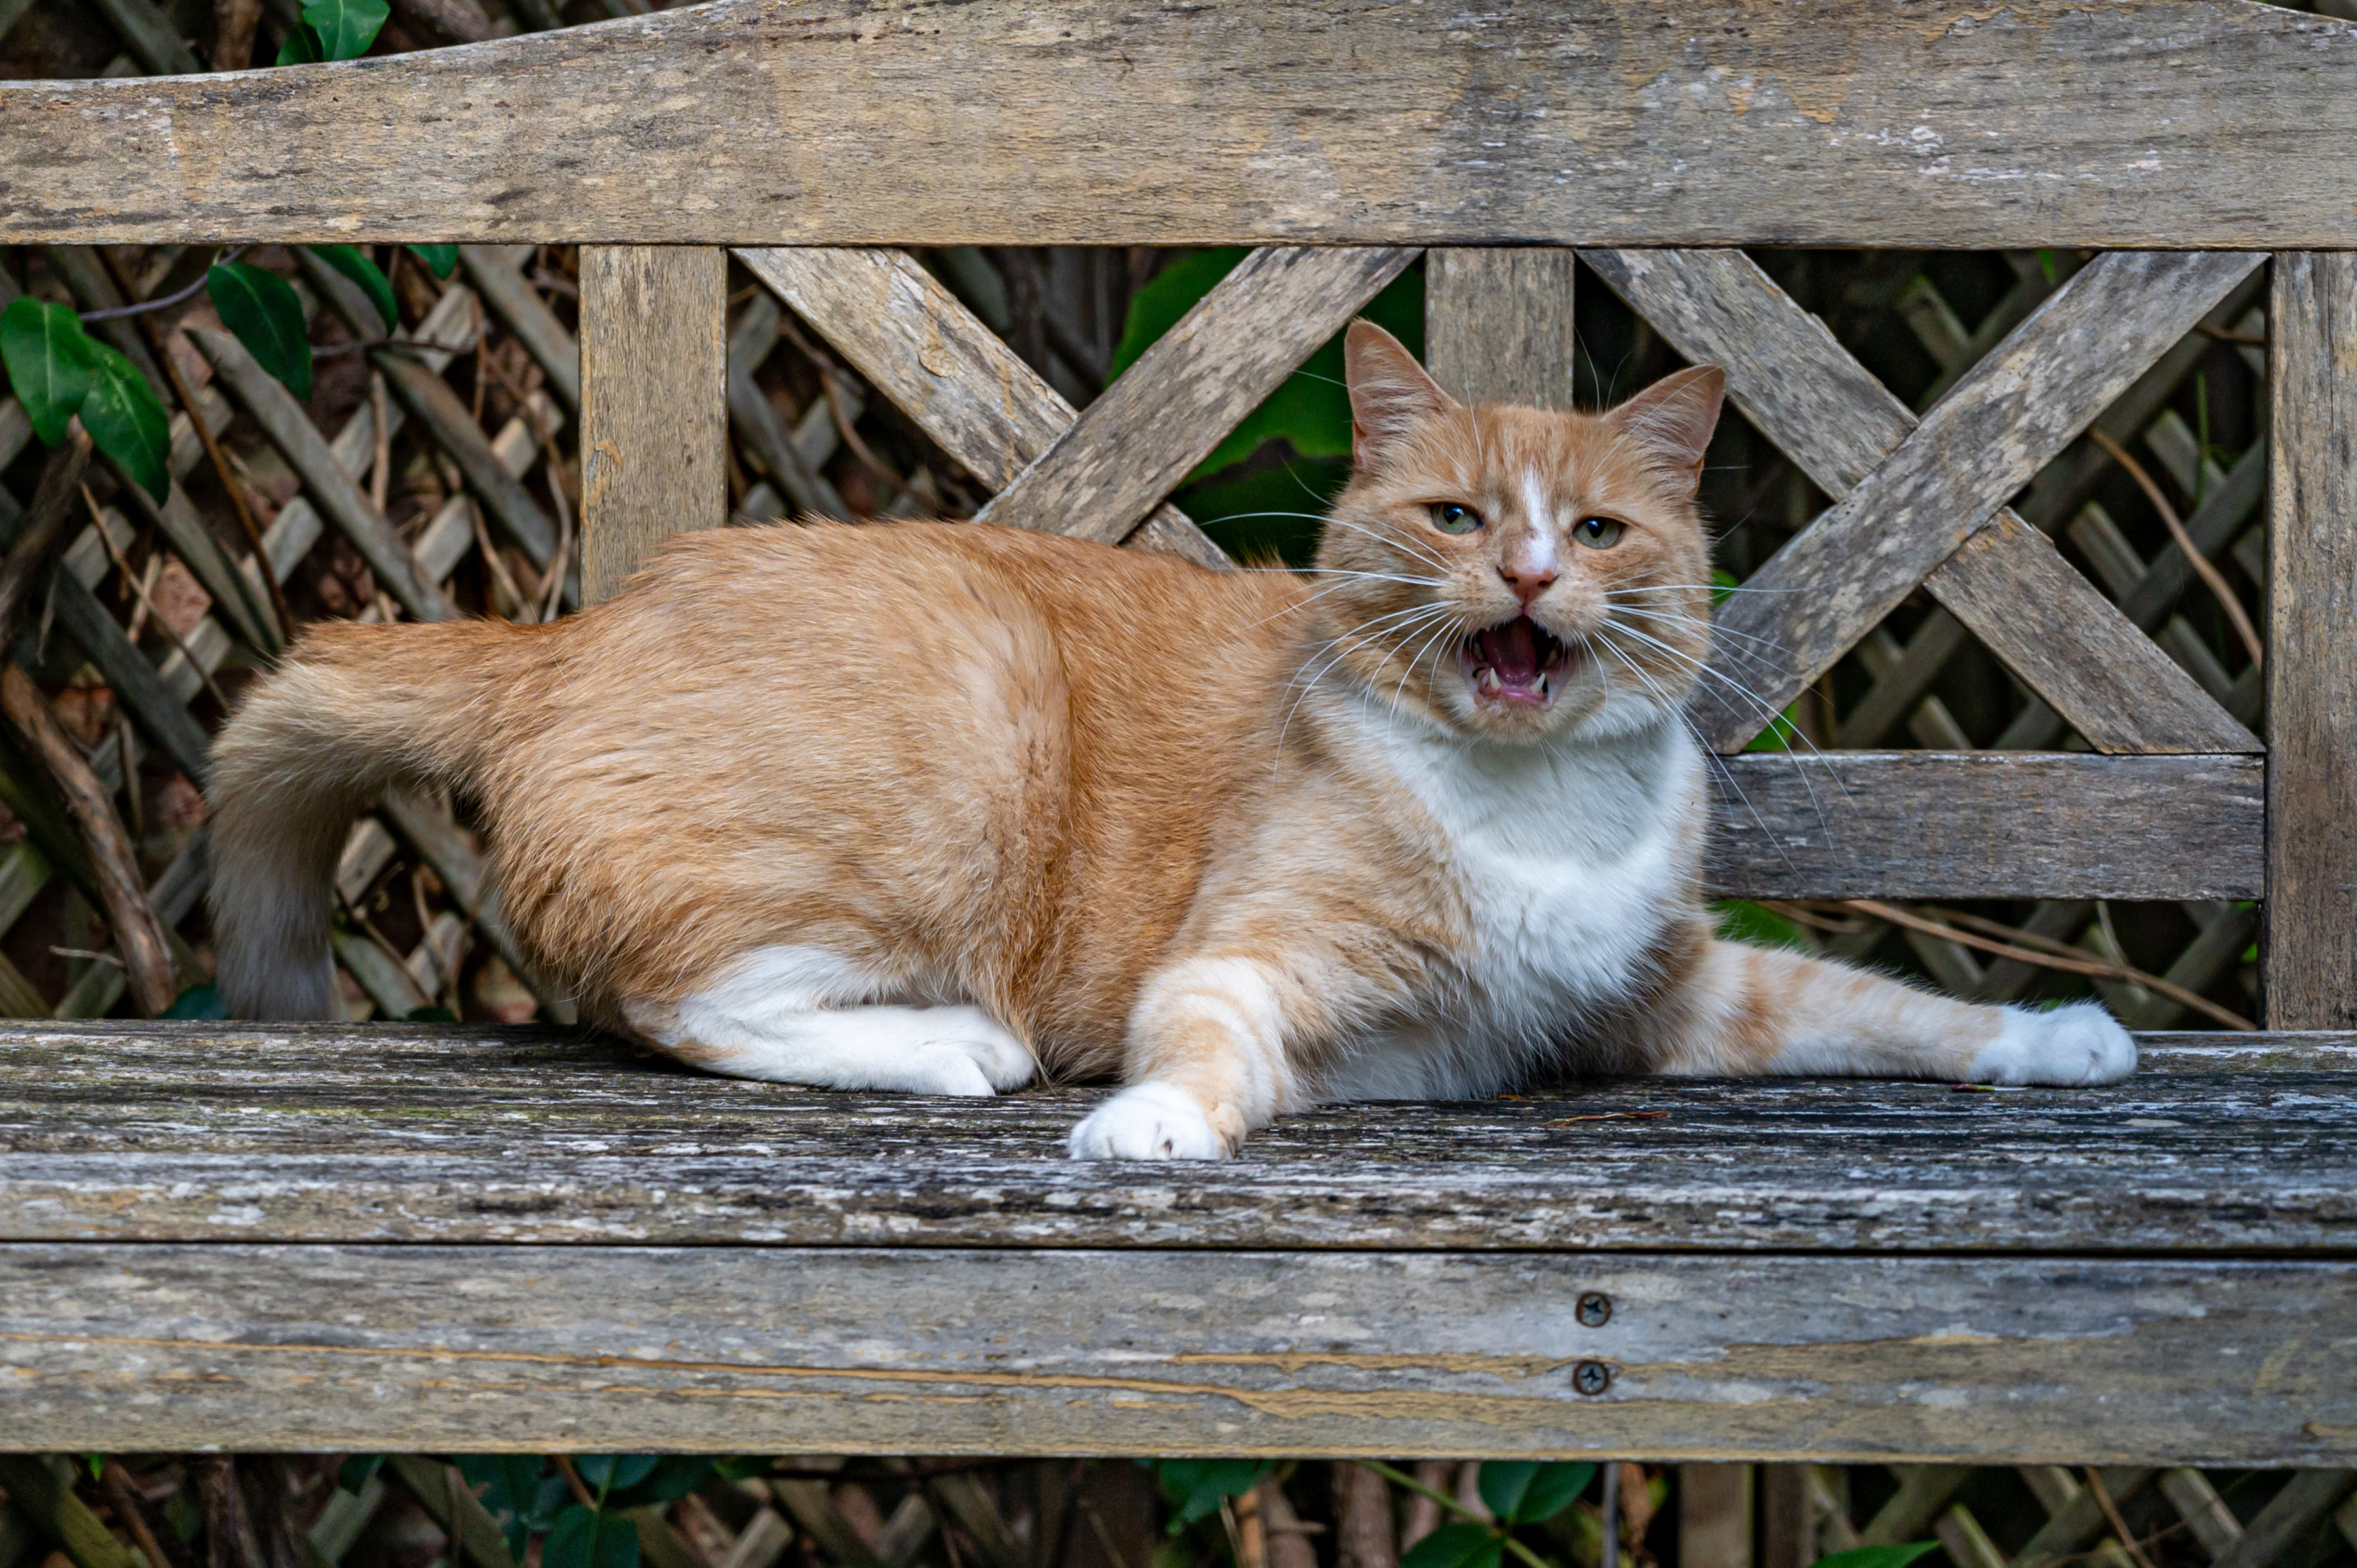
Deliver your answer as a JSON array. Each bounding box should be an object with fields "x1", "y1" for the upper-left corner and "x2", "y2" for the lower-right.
[
  {"x1": 737, "y1": 247, "x2": 1227, "y2": 568},
  {"x1": 1580, "y1": 247, "x2": 2256, "y2": 754},
  {"x1": 580, "y1": 246, "x2": 726, "y2": 602},
  {"x1": 973, "y1": 247, "x2": 1417, "y2": 544},
  {"x1": 2266, "y1": 253, "x2": 2357, "y2": 1028},
  {"x1": 1426, "y1": 249, "x2": 1579, "y2": 409},
  {"x1": 4, "y1": 1243, "x2": 2352, "y2": 1461},
  {"x1": 6, "y1": 2, "x2": 2357, "y2": 247},
  {"x1": 1, "y1": 1023, "x2": 2347, "y2": 1254},
  {"x1": 1702, "y1": 752, "x2": 2260, "y2": 901}
]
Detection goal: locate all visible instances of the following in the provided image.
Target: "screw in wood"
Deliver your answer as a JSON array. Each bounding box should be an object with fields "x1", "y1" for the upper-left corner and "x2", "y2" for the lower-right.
[
  {"x1": 1572, "y1": 1360, "x2": 1612, "y2": 1396},
  {"x1": 1575, "y1": 1292, "x2": 1612, "y2": 1326}
]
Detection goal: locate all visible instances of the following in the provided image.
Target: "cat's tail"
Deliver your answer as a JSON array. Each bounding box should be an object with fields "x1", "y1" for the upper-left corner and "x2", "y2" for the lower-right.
[{"x1": 208, "y1": 617, "x2": 526, "y2": 1019}]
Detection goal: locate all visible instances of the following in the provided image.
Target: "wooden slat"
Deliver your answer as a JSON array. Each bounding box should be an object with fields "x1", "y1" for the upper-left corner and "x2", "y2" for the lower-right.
[
  {"x1": 5, "y1": 1242, "x2": 2352, "y2": 1461},
  {"x1": 1580, "y1": 248, "x2": 2257, "y2": 754},
  {"x1": 2265, "y1": 252, "x2": 2357, "y2": 1029},
  {"x1": 3, "y1": 1023, "x2": 2348, "y2": 1254},
  {"x1": 1701, "y1": 752, "x2": 2260, "y2": 901},
  {"x1": 735, "y1": 247, "x2": 1227, "y2": 569},
  {"x1": 1426, "y1": 249, "x2": 1580, "y2": 409},
  {"x1": 580, "y1": 246, "x2": 726, "y2": 602},
  {"x1": 7, "y1": 3, "x2": 2357, "y2": 247},
  {"x1": 973, "y1": 247, "x2": 1417, "y2": 545}
]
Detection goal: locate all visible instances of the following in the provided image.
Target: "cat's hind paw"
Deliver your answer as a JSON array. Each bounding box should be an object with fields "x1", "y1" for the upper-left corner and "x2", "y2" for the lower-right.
[
  {"x1": 1970, "y1": 1002, "x2": 2137, "y2": 1086},
  {"x1": 1067, "y1": 1083, "x2": 1230, "y2": 1160}
]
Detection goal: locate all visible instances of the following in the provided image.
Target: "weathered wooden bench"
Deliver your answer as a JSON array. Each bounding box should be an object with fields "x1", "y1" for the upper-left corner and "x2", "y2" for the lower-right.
[{"x1": 2, "y1": 0, "x2": 2356, "y2": 1463}]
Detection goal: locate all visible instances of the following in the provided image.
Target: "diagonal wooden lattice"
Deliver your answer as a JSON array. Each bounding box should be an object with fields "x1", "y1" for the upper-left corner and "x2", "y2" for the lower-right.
[{"x1": 1584, "y1": 249, "x2": 2260, "y2": 757}]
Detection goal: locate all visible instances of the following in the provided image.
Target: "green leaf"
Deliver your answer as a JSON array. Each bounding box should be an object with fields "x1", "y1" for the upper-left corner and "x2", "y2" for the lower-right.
[
  {"x1": 1149, "y1": 1459, "x2": 1268, "y2": 1534},
  {"x1": 82, "y1": 1455, "x2": 107, "y2": 1482},
  {"x1": 1810, "y1": 1546, "x2": 1941, "y2": 1568},
  {"x1": 0, "y1": 297, "x2": 98, "y2": 447},
  {"x1": 162, "y1": 981, "x2": 230, "y2": 1020},
  {"x1": 310, "y1": 244, "x2": 399, "y2": 333},
  {"x1": 1512, "y1": 1463, "x2": 1595, "y2": 1525},
  {"x1": 274, "y1": 22, "x2": 323, "y2": 64},
  {"x1": 208, "y1": 263, "x2": 313, "y2": 401},
  {"x1": 301, "y1": 0, "x2": 389, "y2": 60},
  {"x1": 1400, "y1": 1523, "x2": 1502, "y2": 1568},
  {"x1": 543, "y1": 1508, "x2": 640, "y2": 1568},
  {"x1": 574, "y1": 1456, "x2": 659, "y2": 1493},
  {"x1": 1477, "y1": 1463, "x2": 1538, "y2": 1524},
  {"x1": 405, "y1": 1004, "x2": 458, "y2": 1022},
  {"x1": 604, "y1": 1458, "x2": 716, "y2": 1512},
  {"x1": 1113, "y1": 249, "x2": 1422, "y2": 484},
  {"x1": 1713, "y1": 900, "x2": 1806, "y2": 952},
  {"x1": 409, "y1": 244, "x2": 459, "y2": 281},
  {"x1": 81, "y1": 342, "x2": 172, "y2": 503},
  {"x1": 337, "y1": 1455, "x2": 385, "y2": 1495}
]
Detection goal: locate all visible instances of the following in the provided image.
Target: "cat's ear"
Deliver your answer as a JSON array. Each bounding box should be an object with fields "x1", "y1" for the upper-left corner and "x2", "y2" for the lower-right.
[
  {"x1": 1345, "y1": 319, "x2": 1457, "y2": 464},
  {"x1": 1608, "y1": 365, "x2": 1727, "y2": 500}
]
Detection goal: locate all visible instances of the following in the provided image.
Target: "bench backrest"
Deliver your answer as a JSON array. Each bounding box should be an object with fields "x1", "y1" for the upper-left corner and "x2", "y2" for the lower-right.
[{"x1": 5, "y1": 0, "x2": 2350, "y2": 1027}]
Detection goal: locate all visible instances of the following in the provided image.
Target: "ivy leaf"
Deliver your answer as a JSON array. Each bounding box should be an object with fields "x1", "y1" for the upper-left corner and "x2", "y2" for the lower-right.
[
  {"x1": 309, "y1": 244, "x2": 398, "y2": 333},
  {"x1": 162, "y1": 982, "x2": 230, "y2": 1020},
  {"x1": 408, "y1": 244, "x2": 459, "y2": 281},
  {"x1": 542, "y1": 1507, "x2": 640, "y2": 1568},
  {"x1": 80, "y1": 342, "x2": 172, "y2": 503},
  {"x1": 603, "y1": 1458, "x2": 716, "y2": 1513},
  {"x1": 0, "y1": 297, "x2": 98, "y2": 447},
  {"x1": 1477, "y1": 1464, "x2": 1538, "y2": 1525},
  {"x1": 1510, "y1": 1463, "x2": 1595, "y2": 1525},
  {"x1": 274, "y1": 23, "x2": 323, "y2": 65},
  {"x1": 337, "y1": 1455, "x2": 385, "y2": 1495},
  {"x1": 1149, "y1": 1459, "x2": 1269, "y2": 1535},
  {"x1": 1811, "y1": 1546, "x2": 1942, "y2": 1568},
  {"x1": 301, "y1": 0, "x2": 389, "y2": 60},
  {"x1": 208, "y1": 263, "x2": 313, "y2": 401},
  {"x1": 1400, "y1": 1523, "x2": 1504, "y2": 1568},
  {"x1": 574, "y1": 1456, "x2": 659, "y2": 1493}
]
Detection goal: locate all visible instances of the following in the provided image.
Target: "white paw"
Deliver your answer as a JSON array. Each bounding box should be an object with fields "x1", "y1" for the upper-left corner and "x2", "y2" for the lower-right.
[
  {"x1": 902, "y1": 1007, "x2": 1035, "y2": 1096},
  {"x1": 1067, "y1": 1083, "x2": 1229, "y2": 1160},
  {"x1": 1969, "y1": 1002, "x2": 2137, "y2": 1086}
]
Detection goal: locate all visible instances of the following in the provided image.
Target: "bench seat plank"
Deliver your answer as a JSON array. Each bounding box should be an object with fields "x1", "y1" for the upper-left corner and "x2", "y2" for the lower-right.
[
  {"x1": 2, "y1": 1025, "x2": 2350, "y2": 1256},
  {"x1": 6, "y1": 1241, "x2": 2353, "y2": 1463}
]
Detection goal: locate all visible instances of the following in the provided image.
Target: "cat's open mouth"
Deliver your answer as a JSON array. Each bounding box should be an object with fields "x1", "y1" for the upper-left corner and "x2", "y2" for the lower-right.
[{"x1": 1462, "y1": 615, "x2": 1571, "y2": 705}]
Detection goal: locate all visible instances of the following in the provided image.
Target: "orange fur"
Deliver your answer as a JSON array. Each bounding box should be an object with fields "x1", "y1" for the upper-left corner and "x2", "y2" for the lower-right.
[{"x1": 207, "y1": 319, "x2": 2133, "y2": 1157}]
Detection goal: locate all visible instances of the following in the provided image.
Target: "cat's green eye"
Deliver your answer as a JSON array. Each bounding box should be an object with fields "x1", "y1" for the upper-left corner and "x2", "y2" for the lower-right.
[
  {"x1": 1429, "y1": 502, "x2": 1483, "y2": 535},
  {"x1": 1575, "y1": 516, "x2": 1627, "y2": 549}
]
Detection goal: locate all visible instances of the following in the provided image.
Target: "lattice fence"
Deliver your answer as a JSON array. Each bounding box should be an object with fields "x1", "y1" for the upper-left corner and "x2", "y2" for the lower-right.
[{"x1": 1, "y1": 1454, "x2": 2352, "y2": 1568}]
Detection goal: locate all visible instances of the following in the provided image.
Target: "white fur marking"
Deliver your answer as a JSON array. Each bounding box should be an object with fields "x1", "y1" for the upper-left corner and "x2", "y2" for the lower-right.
[
  {"x1": 1068, "y1": 1083, "x2": 1228, "y2": 1159},
  {"x1": 635, "y1": 944, "x2": 1035, "y2": 1096},
  {"x1": 1519, "y1": 467, "x2": 1556, "y2": 564}
]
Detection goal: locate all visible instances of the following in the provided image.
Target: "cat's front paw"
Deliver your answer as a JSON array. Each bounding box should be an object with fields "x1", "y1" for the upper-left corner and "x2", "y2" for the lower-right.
[
  {"x1": 1970, "y1": 1002, "x2": 2136, "y2": 1086},
  {"x1": 1067, "y1": 1083, "x2": 1231, "y2": 1159}
]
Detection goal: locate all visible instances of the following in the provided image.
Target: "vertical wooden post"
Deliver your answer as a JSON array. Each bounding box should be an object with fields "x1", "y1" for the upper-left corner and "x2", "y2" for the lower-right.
[
  {"x1": 1423, "y1": 248, "x2": 1580, "y2": 407},
  {"x1": 1757, "y1": 1467, "x2": 1810, "y2": 1568},
  {"x1": 2265, "y1": 252, "x2": 2357, "y2": 1026},
  {"x1": 578, "y1": 246, "x2": 728, "y2": 604},
  {"x1": 1679, "y1": 1466, "x2": 1755, "y2": 1568}
]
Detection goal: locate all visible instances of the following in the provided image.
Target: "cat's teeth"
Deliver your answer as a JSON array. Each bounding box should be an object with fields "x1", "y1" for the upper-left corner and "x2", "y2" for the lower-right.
[
  {"x1": 1536, "y1": 673, "x2": 1550, "y2": 697},
  {"x1": 1475, "y1": 667, "x2": 1502, "y2": 695}
]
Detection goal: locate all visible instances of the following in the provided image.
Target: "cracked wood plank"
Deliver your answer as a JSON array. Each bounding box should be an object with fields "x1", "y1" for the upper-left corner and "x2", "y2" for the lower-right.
[
  {"x1": 973, "y1": 247, "x2": 1416, "y2": 545},
  {"x1": 737, "y1": 246, "x2": 1226, "y2": 568},
  {"x1": 0, "y1": 1023, "x2": 2349, "y2": 1253},
  {"x1": 4, "y1": 1243, "x2": 2353, "y2": 1462},
  {"x1": 2265, "y1": 252, "x2": 2357, "y2": 1028},
  {"x1": 5, "y1": 3, "x2": 2357, "y2": 247},
  {"x1": 1580, "y1": 247, "x2": 2257, "y2": 754},
  {"x1": 1426, "y1": 249, "x2": 1580, "y2": 409}
]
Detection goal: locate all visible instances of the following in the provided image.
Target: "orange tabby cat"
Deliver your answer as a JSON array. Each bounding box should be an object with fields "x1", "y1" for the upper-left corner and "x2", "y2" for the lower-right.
[{"x1": 208, "y1": 320, "x2": 2132, "y2": 1158}]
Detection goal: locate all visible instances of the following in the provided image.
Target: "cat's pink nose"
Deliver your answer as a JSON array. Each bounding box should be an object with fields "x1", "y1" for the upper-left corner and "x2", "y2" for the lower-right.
[{"x1": 1498, "y1": 561, "x2": 1556, "y2": 606}]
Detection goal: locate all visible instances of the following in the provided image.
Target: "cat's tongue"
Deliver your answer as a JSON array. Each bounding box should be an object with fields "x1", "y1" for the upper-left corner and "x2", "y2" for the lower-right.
[{"x1": 1480, "y1": 617, "x2": 1546, "y2": 685}]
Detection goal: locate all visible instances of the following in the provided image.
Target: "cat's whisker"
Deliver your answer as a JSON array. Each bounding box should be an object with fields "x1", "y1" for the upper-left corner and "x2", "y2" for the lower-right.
[
  {"x1": 1314, "y1": 514, "x2": 1456, "y2": 575},
  {"x1": 1390, "y1": 612, "x2": 1470, "y2": 714},
  {"x1": 1584, "y1": 634, "x2": 1800, "y2": 877}
]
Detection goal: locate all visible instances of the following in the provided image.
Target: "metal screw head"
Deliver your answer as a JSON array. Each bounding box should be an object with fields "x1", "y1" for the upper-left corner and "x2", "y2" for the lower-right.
[
  {"x1": 1576, "y1": 1292, "x2": 1612, "y2": 1327},
  {"x1": 1572, "y1": 1360, "x2": 1612, "y2": 1396}
]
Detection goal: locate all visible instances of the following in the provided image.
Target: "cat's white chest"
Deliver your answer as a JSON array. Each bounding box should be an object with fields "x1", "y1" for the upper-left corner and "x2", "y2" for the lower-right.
[{"x1": 1323, "y1": 718, "x2": 1699, "y2": 1100}]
